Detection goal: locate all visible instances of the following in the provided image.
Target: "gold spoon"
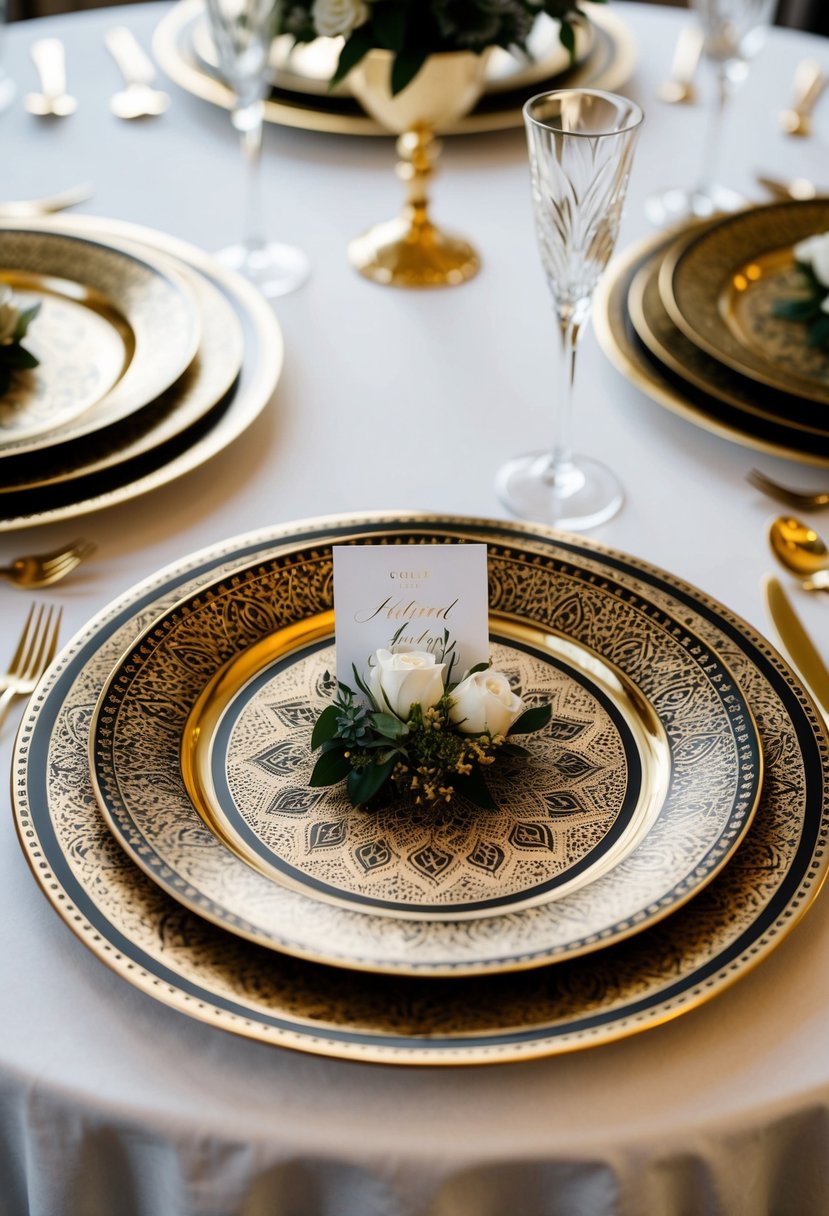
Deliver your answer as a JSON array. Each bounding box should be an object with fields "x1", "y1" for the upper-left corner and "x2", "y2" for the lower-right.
[{"x1": 769, "y1": 516, "x2": 829, "y2": 591}]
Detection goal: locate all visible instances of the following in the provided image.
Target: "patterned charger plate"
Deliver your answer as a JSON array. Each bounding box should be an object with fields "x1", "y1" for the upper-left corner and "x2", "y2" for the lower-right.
[
  {"x1": 12, "y1": 514, "x2": 829, "y2": 1063},
  {"x1": 89, "y1": 532, "x2": 762, "y2": 976},
  {"x1": 660, "y1": 200, "x2": 829, "y2": 406},
  {"x1": 0, "y1": 227, "x2": 200, "y2": 453}
]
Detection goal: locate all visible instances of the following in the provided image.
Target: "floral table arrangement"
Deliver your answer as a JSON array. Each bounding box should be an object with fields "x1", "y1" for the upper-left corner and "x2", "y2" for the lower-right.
[
  {"x1": 0, "y1": 285, "x2": 40, "y2": 397},
  {"x1": 774, "y1": 230, "x2": 829, "y2": 349}
]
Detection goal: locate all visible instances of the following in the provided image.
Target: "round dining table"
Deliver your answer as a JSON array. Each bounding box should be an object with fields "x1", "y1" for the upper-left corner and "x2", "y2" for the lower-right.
[{"x1": 1, "y1": 3, "x2": 829, "y2": 1213}]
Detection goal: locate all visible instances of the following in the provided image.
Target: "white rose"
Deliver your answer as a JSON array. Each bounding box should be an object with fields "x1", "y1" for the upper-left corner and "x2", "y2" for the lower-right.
[
  {"x1": 368, "y1": 648, "x2": 445, "y2": 720},
  {"x1": 449, "y1": 670, "x2": 524, "y2": 737},
  {"x1": 794, "y1": 231, "x2": 829, "y2": 287},
  {"x1": 311, "y1": 0, "x2": 370, "y2": 38},
  {"x1": 0, "y1": 285, "x2": 19, "y2": 346}
]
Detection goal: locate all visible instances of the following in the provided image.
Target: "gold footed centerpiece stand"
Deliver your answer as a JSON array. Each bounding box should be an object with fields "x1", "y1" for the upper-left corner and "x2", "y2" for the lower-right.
[{"x1": 347, "y1": 50, "x2": 491, "y2": 288}]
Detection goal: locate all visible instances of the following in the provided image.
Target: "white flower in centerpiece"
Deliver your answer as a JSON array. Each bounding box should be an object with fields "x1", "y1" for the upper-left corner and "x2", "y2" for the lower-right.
[
  {"x1": 368, "y1": 648, "x2": 445, "y2": 720},
  {"x1": 0, "y1": 285, "x2": 20, "y2": 346},
  {"x1": 311, "y1": 0, "x2": 370, "y2": 38},
  {"x1": 794, "y1": 231, "x2": 829, "y2": 287},
  {"x1": 449, "y1": 669, "x2": 524, "y2": 737}
]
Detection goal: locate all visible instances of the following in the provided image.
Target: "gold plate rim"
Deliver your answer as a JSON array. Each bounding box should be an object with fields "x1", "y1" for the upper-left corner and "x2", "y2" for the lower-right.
[
  {"x1": 592, "y1": 225, "x2": 829, "y2": 468},
  {"x1": 11, "y1": 512, "x2": 829, "y2": 1064},
  {"x1": 88, "y1": 526, "x2": 763, "y2": 977},
  {"x1": 0, "y1": 226, "x2": 202, "y2": 458},
  {"x1": 152, "y1": 0, "x2": 636, "y2": 137}
]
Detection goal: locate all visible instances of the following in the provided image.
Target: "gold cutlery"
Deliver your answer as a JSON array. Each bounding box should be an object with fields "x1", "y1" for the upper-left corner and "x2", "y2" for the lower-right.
[
  {"x1": 657, "y1": 24, "x2": 704, "y2": 105},
  {"x1": 756, "y1": 173, "x2": 821, "y2": 202},
  {"x1": 768, "y1": 516, "x2": 829, "y2": 592},
  {"x1": 779, "y1": 58, "x2": 826, "y2": 137},
  {"x1": 105, "y1": 27, "x2": 169, "y2": 119},
  {"x1": 25, "y1": 38, "x2": 77, "y2": 117},
  {"x1": 0, "y1": 603, "x2": 62, "y2": 733},
  {"x1": 0, "y1": 182, "x2": 94, "y2": 219},
  {"x1": 748, "y1": 468, "x2": 829, "y2": 511},
  {"x1": 764, "y1": 576, "x2": 829, "y2": 720},
  {"x1": 0, "y1": 538, "x2": 96, "y2": 589}
]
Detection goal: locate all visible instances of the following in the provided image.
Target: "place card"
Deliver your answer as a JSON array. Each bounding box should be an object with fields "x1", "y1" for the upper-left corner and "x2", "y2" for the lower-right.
[{"x1": 332, "y1": 543, "x2": 489, "y2": 688}]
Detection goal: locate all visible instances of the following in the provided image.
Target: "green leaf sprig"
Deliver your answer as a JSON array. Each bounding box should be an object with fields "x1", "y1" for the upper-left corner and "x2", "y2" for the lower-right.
[
  {"x1": 772, "y1": 258, "x2": 829, "y2": 350},
  {"x1": 0, "y1": 291, "x2": 41, "y2": 397}
]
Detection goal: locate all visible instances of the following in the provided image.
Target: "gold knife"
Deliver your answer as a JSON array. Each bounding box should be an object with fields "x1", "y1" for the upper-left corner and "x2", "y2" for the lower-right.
[{"x1": 764, "y1": 576, "x2": 829, "y2": 720}]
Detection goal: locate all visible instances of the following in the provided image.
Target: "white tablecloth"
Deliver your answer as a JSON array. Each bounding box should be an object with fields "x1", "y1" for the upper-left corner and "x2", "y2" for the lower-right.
[{"x1": 1, "y1": 4, "x2": 829, "y2": 1213}]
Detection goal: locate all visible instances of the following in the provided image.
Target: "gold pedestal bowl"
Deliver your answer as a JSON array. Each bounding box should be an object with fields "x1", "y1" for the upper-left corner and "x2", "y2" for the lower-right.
[{"x1": 347, "y1": 49, "x2": 491, "y2": 288}]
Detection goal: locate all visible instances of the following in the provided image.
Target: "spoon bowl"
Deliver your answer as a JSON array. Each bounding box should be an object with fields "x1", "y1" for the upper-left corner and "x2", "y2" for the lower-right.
[
  {"x1": 769, "y1": 516, "x2": 829, "y2": 577},
  {"x1": 109, "y1": 84, "x2": 169, "y2": 120},
  {"x1": 24, "y1": 90, "x2": 77, "y2": 117}
]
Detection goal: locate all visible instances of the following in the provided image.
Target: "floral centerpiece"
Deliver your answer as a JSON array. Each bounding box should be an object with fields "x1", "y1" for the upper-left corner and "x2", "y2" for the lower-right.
[
  {"x1": 311, "y1": 634, "x2": 551, "y2": 811},
  {"x1": 0, "y1": 285, "x2": 40, "y2": 397},
  {"x1": 773, "y1": 231, "x2": 829, "y2": 350},
  {"x1": 275, "y1": 0, "x2": 604, "y2": 94}
]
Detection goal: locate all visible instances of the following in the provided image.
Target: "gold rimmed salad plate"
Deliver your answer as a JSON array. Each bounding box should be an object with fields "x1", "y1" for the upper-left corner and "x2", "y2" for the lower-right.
[
  {"x1": 0, "y1": 228, "x2": 200, "y2": 454},
  {"x1": 189, "y1": 8, "x2": 594, "y2": 99},
  {"x1": 90, "y1": 529, "x2": 761, "y2": 976},
  {"x1": 593, "y1": 226, "x2": 829, "y2": 466},
  {"x1": 12, "y1": 514, "x2": 829, "y2": 1064},
  {"x1": 660, "y1": 200, "x2": 829, "y2": 406},
  {"x1": 0, "y1": 216, "x2": 282, "y2": 531},
  {"x1": 153, "y1": 0, "x2": 636, "y2": 136}
]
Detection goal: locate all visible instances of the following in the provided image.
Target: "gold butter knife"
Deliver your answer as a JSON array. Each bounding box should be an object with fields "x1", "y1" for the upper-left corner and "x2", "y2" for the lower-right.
[{"x1": 764, "y1": 576, "x2": 829, "y2": 720}]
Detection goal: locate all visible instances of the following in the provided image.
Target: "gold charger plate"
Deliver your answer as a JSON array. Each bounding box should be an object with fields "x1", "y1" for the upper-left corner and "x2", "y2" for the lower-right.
[
  {"x1": 0, "y1": 228, "x2": 200, "y2": 455},
  {"x1": 153, "y1": 0, "x2": 636, "y2": 136},
  {"x1": 627, "y1": 223, "x2": 829, "y2": 442},
  {"x1": 0, "y1": 219, "x2": 244, "y2": 495},
  {"x1": 660, "y1": 200, "x2": 829, "y2": 406},
  {"x1": 189, "y1": 9, "x2": 595, "y2": 99},
  {"x1": 13, "y1": 514, "x2": 829, "y2": 1064},
  {"x1": 0, "y1": 217, "x2": 283, "y2": 531},
  {"x1": 592, "y1": 226, "x2": 829, "y2": 467},
  {"x1": 89, "y1": 532, "x2": 762, "y2": 976}
]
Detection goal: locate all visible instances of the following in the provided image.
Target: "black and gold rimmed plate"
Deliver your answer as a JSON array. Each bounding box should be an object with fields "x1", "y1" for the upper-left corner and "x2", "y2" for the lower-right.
[
  {"x1": 13, "y1": 515, "x2": 828, "y2": 1065},
  {"x1": 592, "y1": 226, "x2": 829, "y2": 467},
  {"x1": 0, "y1": 228, "x2": 200, "y2": 454},
  {"x1": 659, "y1": 200, "x2": 829, "y2": 406},
  {"x1": 88, "y1": 534, "x2": 762, "y2": 977},
  {"x1": 0, "y1": 216, "x2": 283, "y2": 532},
  {"x1": 153, "y1": 0, "x2": 636, "y2": 137}
]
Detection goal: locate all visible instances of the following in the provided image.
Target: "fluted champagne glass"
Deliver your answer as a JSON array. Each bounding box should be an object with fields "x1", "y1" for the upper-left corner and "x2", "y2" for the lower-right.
[
  {"x1": 646, "y1": 0, "x2": 775, "y2": 226},
  {"x1": 496, "y1": 89, "x2": 643, "y2": 530},
  {"x1": 205, "y1": 0, "x2": 309, "y2": 297}
]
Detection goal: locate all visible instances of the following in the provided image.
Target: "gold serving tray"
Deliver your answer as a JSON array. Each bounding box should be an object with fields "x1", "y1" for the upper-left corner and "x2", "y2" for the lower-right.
[
  {"x1": 153, "y1": 0, "x2": 636, "y2": 136},
  {"x1": 0, "y1": 217, "x2": 283, "y2": 531},
  {"x1": 660, "y1": 200, "x2": 829, "y2": 406},
  {"x1": 0, "y1": 221, "x2": 244, "y2": 495},
  {"x1": 592, "y1": 226, "x2": 829, "y2": 467},
  {"x1": 89, "y1": 533, "x2": 762, "y2": 977},
  {"x1": 13, "y1": 515, "x2": 829, "y2": 1064},
  {"x1": 0, "y1": 227, "x2": 200, "y2": 455}
]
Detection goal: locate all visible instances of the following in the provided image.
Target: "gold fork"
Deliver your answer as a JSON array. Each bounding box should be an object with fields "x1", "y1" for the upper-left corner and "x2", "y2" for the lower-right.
[
  {"x1": 0, "y1": 603, "x2": 62, "y2": 732},
  {"x1": 747, "y1": 469, "x2": 829, "y2": 512},
  {"x1": 0, "y1": 538, "x2": 96, "y2": 589}
]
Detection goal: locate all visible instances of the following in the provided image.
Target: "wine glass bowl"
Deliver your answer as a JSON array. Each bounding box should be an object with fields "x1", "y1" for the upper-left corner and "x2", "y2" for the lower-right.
[
  {"x1": 496, "y1": 88, "x2": 643, "y2": 530},
  {"x1": 645, "y1": 0, "x2": 775, "y2": 226},
  {"x1": 205, "y1": 0, "x2": 309, "y2": 297}
]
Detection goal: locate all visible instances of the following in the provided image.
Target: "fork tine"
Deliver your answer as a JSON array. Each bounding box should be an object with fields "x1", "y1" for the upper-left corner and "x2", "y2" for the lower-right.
[
  {"x1": 40, "y1": 540, "x2": 96, "y2": 574},
  {"x1": 25, "y1": 606, "x2": 61, "y2": 681},
  {"x1": 5, "y1": 603, "x2": 38, "y2": 680},
  {"x1": 747, "y1": 468, "x2": 829, "y2": 509},
  {"x1": 21, "y1": 606, "x2": 53, "y2": 681}
]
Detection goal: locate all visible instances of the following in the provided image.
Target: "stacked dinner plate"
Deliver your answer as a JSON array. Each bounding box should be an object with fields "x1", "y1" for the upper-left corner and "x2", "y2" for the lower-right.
[
  {"x1": 12, "y1": 514, "x2": 829, "y2": 1064},
  {"x1": 0, "y1": 216, "x2": 284, "y2": 532},
  {"x1": 594, "y1": 199, "x2": 829, "y2": 467},
  {"x1": 152, "y1": 0, "x2": 637, "y2": 136}
]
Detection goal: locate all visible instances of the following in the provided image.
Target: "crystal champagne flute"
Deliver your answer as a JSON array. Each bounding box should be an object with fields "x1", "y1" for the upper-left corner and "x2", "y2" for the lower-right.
[
  {"x1": 496, "y1": 89, "x2": 643, "y2": 531},
  {"x1": 646, "y1": 0, "x2": 776, "y2": 226},
  {"x1": 205, "y1": 0, "x2": 309, "y2": 297}
]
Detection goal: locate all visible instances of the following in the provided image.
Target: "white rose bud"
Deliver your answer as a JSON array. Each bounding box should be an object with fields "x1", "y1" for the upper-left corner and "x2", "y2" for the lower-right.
[
  {"x1": 368, "y1": 648, "x2": 445, "y2": 720},
  {"x1": 794, "y1": 232, "x2": 829, "y2": 287},
  {"x1": 0, "y1": 285, "x2": 19, "y2": 346},
  {"x1": 449, "y1": 670, "x2": 524, "y2": 737},
  {"x1": 311, "y1": 0, "x2": 370, "y2": 38}
]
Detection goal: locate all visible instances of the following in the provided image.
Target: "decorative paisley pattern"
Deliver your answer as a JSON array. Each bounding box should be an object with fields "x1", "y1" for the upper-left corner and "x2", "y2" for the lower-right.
[
  {"x1": 12, "y1": 515, "x2": 829, "y2": 1064},
  {"x1": 90, "y1": 534, "x2": 760, "y2": 974}
]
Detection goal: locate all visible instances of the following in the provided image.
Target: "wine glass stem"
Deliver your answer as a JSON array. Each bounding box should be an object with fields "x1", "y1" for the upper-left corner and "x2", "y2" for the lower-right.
[
  {"x1": 550, "y1": 308, "x2": 583, "y2": 480},
  {"x1": 696, "y1": 61, "x2": 731, "y2": 195},
  {"x1": 233, "y1": 97, "x2": 266, "y2": 254}
]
